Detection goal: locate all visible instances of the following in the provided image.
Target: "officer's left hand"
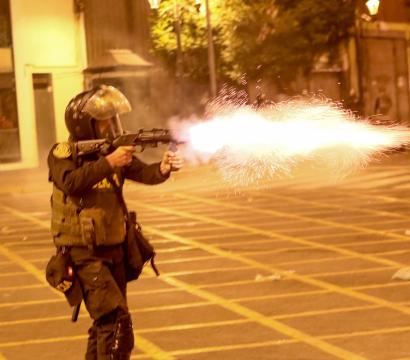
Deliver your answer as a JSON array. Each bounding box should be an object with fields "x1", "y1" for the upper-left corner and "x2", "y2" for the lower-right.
[{"x1": 160, "y1": 150, "x2": 184, "y2": 175}]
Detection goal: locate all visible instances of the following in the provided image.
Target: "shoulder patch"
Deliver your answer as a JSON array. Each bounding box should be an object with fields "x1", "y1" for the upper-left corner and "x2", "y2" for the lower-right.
[{"x1": 53, "y1": 142, "x2": 72, "y2": 159}]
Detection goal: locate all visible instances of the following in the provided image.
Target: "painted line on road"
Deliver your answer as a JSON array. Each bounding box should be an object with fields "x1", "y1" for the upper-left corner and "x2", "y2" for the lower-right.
[
  {"x1": 0, "y1": 204, "x2": 177, "y2": 360},
  {"x1": 132, "y1": 335, "x2": 176, "y2": 360},
  {"x1": 155, "y1": 271, "x2": 366, "y2": 360},
  {"x1": 1, "y1": 277, "x2": 406, "y2": 311},
  {"x1": 306, "y1": 265, "x2": 396, "y2": 278},
  {"x1": 0, "y1": 333, "x2": 87, "y2": 348},
  {"x1": 130, "y1": 323, "x2": 410, "y2": 359},
  {"x1": 133, "y1": 208, "x2": 410, "y2": 316},
  {"x1": 0, "y1": 271, "x2": 27, "y2": 277},
  {"x1": 0, "y1": 298, "x2": 64, "y2": 309},
  {"x1": 4, "y1": 239, "x2": 51, "y2": 246},
  {"x1": 0, "y1": 301, "x2": 212, "y2": 327},
  {"x1": 174, "y1": 192, "x2": 410, "y2": 248},
  {"x1": 161, "y1": 265, "x2": 254, "y2": 277},
  {"x1": 27, "y1": 254, "x2": 220, "y2": 266},
  {"x1": 0, "y1": 284, "x2": 47, "y2": 291},
  {"x1": 253, "y1": 191, "x2": 410, "y2": 241},
  {"x1": 212, "y1": 236, "x2": 409, "y2": 251},
  {"x1": 261, "y1": 191, "x2": 410, "y2": 222},
  {"x1": 132, "y1": 339, "x2": 298, "y2": 359},
  {"x1": 171, "y1": 193, "x2": 407, "y2": 268}
]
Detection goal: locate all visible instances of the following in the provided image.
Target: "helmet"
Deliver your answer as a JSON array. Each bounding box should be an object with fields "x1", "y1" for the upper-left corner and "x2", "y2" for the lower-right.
[{"x1": 65, "y1": 85, "x2": 132, "y2": 141}]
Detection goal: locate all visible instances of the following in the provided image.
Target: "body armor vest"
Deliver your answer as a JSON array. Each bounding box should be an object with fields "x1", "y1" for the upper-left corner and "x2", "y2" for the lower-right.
[{"x1": 51, "y1": 184, "x2": 126, "y2": 247}]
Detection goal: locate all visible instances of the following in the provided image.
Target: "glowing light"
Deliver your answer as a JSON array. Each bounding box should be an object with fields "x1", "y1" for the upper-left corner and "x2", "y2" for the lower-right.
[
  {"x1": 148, "y1": 0, "x2": 161, "y2": 9},
  {"x1": 366, "y1": 0, "x2": 380, "y2": 16},
  {"x1": 176, "y1": 99, "x2": 410, "y2": 186}
]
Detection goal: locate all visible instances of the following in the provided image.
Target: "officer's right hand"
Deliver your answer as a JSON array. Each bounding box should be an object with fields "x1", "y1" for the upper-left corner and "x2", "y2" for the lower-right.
[{"x1": 106, "y1": 146, "x2": 135, "y2": 168}]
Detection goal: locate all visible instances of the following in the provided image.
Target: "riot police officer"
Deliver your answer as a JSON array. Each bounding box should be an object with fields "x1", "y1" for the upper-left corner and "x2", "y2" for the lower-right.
[{"x1": 48, "y1": 85, "x2": 183, "y2": 359}]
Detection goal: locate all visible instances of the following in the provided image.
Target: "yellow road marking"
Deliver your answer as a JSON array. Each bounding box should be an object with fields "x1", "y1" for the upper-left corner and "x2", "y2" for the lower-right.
[
  {"x1": 0, "y1": 333, "x2": 176, "y2": 360},
  {"x1": 259, "y1": 191, "x2": 410, "y2": 222},
  {"x1": 273, "y1": 304, "x2": 382, "y2": 320},
  {"x1": 158, "y1": 255, "x2": 219, "y2": 264},
  {"x1": 0, "y1": 206, "x2": 49, "y2": 228},
  {"x1": 0, "y1": 335, "x2": 87, "y2": 348},
  {"x1": 308, "y1": 265, "x2": 396, "y2": 278},
  {"x1": 0, "y1": 205, "x2": 176, "y2": 360},
  {"x1": 323, "y1": 324, "x2": 410, "y2": 340},
  {"x1": 0, "y1": 287, "x2": 182, "y2": 309},
  {"x1": 213, "y1": 236, "x2": 409, "y2": 250},
  {"x1": 1, "y1": 190, "x2": 406, "y2": 358},
  {"x1": 0, "y1": 299, "x2": 64, "y2": 309},
  {"x1": 13, "y1": 248, "x2": 54, "y2": 255},
  {"x1": 1, "y1": 276, "x2": 407, "y2": 311},
  {"x1": 5, "y1": 240, "x2": 50, "y2": 246},
  {"x1": 0, "y1": 271, "x2": 27, "y2": 277},
  {"x1": 141, "y1": 318, "x2": 250, "y2": 333},
  {"x1": 156, "y1": 273, "x2": 366, "y2": 360},
  {"x1": 163, "y1": 265, "x2": 253, "y2": 277},
  {"x1": 175, "y1": 192, "x2": 410, "y2": 242},
  {"x1": 132, "y1": 339, "x2": 298, "y2": 359},
  {"x1": 0, "y1": 245, "x2": 57, "y2": 291},
  {"x1": 0, "y1": 260, "x2": 13, "y2": 266},
  {"x1": 169, "y1": 194, "x2": 408, "y2": 267},
  {"x1": 162, "y1": 324, "x2": 410, "y2": 358},
  {"x1": 156, "y1": 246, "x2": 194, "y2": 253},
  {"x1": 3, "y1": 320, "x2": 410, "y2": 357},
  {"x1": 0, "y1": 284, "x2": 46, "y2": 291},
  {"x1": 138, "y1": 221, "x2": 410, "y2": 316},
  {"x1": 0, "y1": 301, "x2": 212, "y2": 327},
  {"x1": 132, "y1": 335, "x2": 176, "y2": 360},
  {"x1": 234, "y1": 289, "x2": 329, "y2": 303}
]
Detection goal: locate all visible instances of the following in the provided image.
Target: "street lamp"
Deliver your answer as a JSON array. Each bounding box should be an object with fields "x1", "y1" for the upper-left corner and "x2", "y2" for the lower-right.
[
  {"x1": 354, "y1": 0, "x2": 381, "y2": 115},
  {"x1": 365, "y1": 0, "x2": 380, "y2": 17},
  {"x1": 148, "y1": 0, "x2": 160, "y2": 9},
  {"x1": 205, "y1": 0, "x2": 217, "y2": 97}
]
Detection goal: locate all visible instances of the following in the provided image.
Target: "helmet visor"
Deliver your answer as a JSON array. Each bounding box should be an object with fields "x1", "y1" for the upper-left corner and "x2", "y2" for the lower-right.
[
  {"x1": 83, "y1": 85, "x2": 132, "y2": 120},
  {"x1": 93, "y1": 115, "x2": 124, "y2": 140}
]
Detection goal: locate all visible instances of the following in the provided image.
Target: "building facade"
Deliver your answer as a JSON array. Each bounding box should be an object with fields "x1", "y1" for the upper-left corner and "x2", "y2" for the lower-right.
[
  {"x1": 0, "y1": 0, "x2": 154, "y2": 170},
  {"x1": 351, "y1": 0, "x2": 410, "y2": 123},
  {"x1": 2, "y1": 0, "x2": 410, "y2": 170},
  {"x1": 0, "y1": 0, "x2": 87, "y2": 170}
]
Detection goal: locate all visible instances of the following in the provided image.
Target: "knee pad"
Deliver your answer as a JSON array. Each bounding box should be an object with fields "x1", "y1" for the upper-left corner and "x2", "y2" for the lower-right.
[{"x1": 110, "y1": 313, "x2": 134, "y2": 360}]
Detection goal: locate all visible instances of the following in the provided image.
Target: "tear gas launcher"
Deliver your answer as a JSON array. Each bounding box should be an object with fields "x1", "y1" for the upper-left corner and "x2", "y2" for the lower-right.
[{"x1": 73, "y1": 129, "x2": 184, "y2": 157}]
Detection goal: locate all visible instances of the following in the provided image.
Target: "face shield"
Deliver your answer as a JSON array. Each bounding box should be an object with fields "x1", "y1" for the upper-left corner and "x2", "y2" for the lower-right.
[{"x1": 83, "y1": 85, "x2": 132, "y2": 139}]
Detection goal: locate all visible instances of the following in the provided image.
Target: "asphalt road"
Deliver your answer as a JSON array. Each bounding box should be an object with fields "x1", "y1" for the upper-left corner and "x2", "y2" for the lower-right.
[{"x1": 2, "y1": 153, "x2": 410, "y2": 360}]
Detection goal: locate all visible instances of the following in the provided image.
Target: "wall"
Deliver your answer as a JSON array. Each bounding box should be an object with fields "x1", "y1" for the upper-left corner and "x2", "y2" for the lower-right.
[
  {"x1": 1, "y1": 0, "x2": 87, "y2": 170},
  {"x1": 379, "y1": 0, "x2": 410, "y2": 23}
]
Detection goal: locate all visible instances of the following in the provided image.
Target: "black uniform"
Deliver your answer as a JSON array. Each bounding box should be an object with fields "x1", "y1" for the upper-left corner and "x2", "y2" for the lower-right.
[{"x1": 48, "y1": 145, "x2": 169, "y2": 359}]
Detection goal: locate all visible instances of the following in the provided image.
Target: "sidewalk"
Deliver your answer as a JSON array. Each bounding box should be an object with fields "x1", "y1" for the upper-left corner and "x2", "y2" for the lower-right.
[{"x1": 0, "y1": 167, "x2": 50, "y2": 195}]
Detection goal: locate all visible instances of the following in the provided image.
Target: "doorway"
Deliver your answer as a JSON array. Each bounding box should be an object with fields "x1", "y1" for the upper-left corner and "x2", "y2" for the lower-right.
[{"x1": 33, "y1": 73, "x2": 56, "y2": 167}]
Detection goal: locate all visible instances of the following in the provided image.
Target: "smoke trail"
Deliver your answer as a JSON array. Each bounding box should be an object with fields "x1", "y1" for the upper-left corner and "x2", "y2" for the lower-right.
[{"x1": 173, "y1": 98, "x2": 410, "y2": 186}]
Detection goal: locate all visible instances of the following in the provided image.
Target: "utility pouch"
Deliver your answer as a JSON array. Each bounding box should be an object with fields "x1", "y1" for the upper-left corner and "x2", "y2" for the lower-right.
[
  {"x1": 106, "y1": 175, "x2": 159, "y2": 282},
  {"x1": 45, "y1": 247, "x2": 83, "y2": 309},
  {"x1": 79, "y1": 208, "x2": 106, "y2": 247},
  {"x1": 124, "y1": 211, "x2": 159, "y2": 282}
]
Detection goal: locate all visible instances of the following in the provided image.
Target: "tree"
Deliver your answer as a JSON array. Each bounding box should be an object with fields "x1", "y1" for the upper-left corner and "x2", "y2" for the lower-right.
[
  {"x1": 151, "y1": 0, "x2": 356, "y2": 90},
  {"x1": 150, "y1": 0, "x2": 210, "y2": 80}
]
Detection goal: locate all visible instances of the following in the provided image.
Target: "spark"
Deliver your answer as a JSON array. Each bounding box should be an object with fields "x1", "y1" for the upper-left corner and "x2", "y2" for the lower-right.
[{"x1": 175, "y1": 98, "x2": 410, "y2": 186}]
